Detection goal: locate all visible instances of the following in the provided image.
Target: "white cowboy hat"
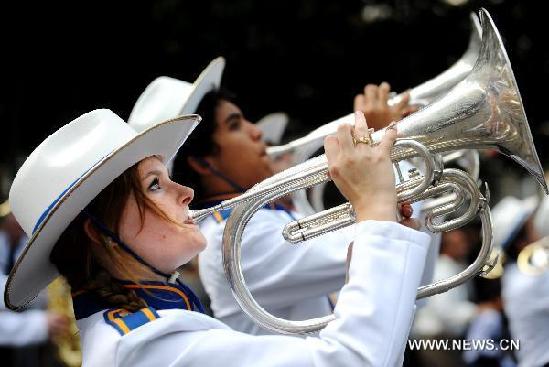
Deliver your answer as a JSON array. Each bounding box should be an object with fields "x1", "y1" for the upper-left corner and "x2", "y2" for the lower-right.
[
  {"x1": 491, "y1": 195, "x2": 539, "y2": 250},
  {"x1": 5, "y1": 109, "x2": 200, "y2": 310},
  {"x1": 256, "y1": 113, "x2": 288, "y2": 145},
  {"x1": 128, "y1": 57, "x2": 225, "y2": 133}
]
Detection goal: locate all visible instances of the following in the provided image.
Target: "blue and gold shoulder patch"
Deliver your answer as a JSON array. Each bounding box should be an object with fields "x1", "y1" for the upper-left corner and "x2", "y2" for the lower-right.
[
  {"x1": 212, "y1": 208, "x2": 232, "y2": 223},
  {"x1": 103, "y1": 307, "x2": 160, "y2": 335}
]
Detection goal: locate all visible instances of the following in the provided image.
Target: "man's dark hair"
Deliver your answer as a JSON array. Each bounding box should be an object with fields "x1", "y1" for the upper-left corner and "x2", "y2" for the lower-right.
[{"x1": 172, "y1": 89, "x2": 236, "y2": 205}]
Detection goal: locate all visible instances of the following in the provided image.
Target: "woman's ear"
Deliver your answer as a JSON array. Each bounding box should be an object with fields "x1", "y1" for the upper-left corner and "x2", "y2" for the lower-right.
[
  {"x1": 187, "y1": 156, "x2": 216, "y2": 176},
  {"x1": 84, "y1": 219, "x2": 103, "y2": 246}
]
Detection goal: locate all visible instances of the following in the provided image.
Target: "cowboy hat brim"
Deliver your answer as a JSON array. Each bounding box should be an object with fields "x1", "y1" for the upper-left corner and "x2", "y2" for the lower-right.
[
  {"x1": 256, "y1": 113, "x2": 289, "y2": 146},
  {"x1": 179, "y1": 57, "x2": 225, "y2": 115},
  {"x1": 128, "y1": 57, "x2": 225, "y2": 133},
  {"x1": 5, "y1": 114, "x2": 200, "y2": 310}
]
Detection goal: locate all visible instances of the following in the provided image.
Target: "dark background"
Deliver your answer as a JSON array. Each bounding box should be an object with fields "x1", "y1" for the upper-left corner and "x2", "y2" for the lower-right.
[{"x1": 1, "y1": 0, "x2": 548, "y2": 194}]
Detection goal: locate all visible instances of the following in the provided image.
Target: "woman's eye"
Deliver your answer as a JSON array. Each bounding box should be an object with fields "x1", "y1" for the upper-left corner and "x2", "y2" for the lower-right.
[{"x1": 148, "y1": 178, "x2": 161, "y2": 191}]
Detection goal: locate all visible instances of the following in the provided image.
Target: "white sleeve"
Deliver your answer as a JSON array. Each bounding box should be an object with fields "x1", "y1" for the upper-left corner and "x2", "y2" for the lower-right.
[
  {"x1": 227, "y1": 211, "x2": 355, "y2": 309},
  {"x1": 0, "y1": 310, "x2": 49, "y2": 346},
  {"x1": 0, "y1": 274, "x2": 49, "y2": 346},
  {"x1": 117, "y1": 221, "x2": 430, "y2": 367}
]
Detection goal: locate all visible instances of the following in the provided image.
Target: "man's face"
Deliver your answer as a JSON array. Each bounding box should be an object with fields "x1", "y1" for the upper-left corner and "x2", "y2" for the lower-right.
[{"x1": 208, "y1": 100, "x2": 273, "y2": 189}]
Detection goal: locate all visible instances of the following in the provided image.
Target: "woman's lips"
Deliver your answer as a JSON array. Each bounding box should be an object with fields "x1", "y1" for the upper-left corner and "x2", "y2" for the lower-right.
[{"x1": 183, "y1": 217, "x2": 196, "y2": 225}]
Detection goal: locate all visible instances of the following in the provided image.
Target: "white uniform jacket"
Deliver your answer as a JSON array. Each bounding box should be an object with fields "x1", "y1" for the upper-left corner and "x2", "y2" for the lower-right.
[
  {"x1": 502, "y1": 264, "x2": 549, "y2": 367},
  {"x1": 74, "y1": 221, "x2": 430, "y2": 367}
]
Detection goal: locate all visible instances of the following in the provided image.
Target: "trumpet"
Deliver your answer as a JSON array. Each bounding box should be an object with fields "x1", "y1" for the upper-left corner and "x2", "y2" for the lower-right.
[
  {"x1": 517, "y1": 237, "x2": 549, "y2": 275},
  {"x1": 190, "y1": 8, "x2": 546, "y2": 334}
]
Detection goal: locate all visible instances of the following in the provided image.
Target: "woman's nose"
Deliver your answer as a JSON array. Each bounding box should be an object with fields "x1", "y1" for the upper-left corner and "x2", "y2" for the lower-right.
[{"x1": 178, "y1": 185, "x2": 194, "y2": 206}]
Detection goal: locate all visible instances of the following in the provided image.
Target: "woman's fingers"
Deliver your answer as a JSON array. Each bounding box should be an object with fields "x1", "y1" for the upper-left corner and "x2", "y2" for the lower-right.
[
  {"x1": 324, "y1": 135, "x2": 339, "y2": 166},
  {"x1": 379, "y1": 125, "x2": 397, "y2": 154},
  {"x1": 336, "y1": 123, "x2": 355, "y2": 156},
  {"x1": 353, "y1": 111, "x2": 370, "y2": 138}
]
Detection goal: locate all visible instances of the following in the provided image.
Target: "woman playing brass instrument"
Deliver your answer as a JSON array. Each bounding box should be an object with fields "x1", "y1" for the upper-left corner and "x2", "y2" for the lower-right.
[{"x1": 4, "y1": 109, "x2": 430, "y2": 366}]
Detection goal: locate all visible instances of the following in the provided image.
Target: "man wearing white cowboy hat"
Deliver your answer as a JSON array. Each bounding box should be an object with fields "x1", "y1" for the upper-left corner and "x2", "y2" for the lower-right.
[
  {"x1": 127, "y1": 57, "x2": 430, "y2": 337},
  {"x1": 491, "y1": 195, "x2": 549, "y2": 367},
  {"x1": 3, "y1": 108, "x2": 434, "y2": 366},
  {"x1": 128, "y1": 59, "x2": 291, "y2": 171}
]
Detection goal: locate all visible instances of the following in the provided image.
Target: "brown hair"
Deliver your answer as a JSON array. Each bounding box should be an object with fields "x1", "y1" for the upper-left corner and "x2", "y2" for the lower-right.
[{"x1": 50, "y1": 160, "x2": 172, "y2": 312}]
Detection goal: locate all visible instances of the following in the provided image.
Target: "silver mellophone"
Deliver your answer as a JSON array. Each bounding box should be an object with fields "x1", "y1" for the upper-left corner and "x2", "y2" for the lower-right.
[{"x1": 190, "y1": 8, "x2": 547, "y2": 335}]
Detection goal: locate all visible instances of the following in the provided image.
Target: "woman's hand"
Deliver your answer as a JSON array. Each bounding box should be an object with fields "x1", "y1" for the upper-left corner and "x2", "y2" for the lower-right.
[{"x1": 324, "y1": 111, "x2": 397, "y2": 222}]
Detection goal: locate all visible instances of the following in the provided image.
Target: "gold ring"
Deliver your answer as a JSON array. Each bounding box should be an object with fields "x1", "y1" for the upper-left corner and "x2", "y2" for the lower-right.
[{"x1": 352, "y1": 128, "x2": 374, "y2": 146}]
